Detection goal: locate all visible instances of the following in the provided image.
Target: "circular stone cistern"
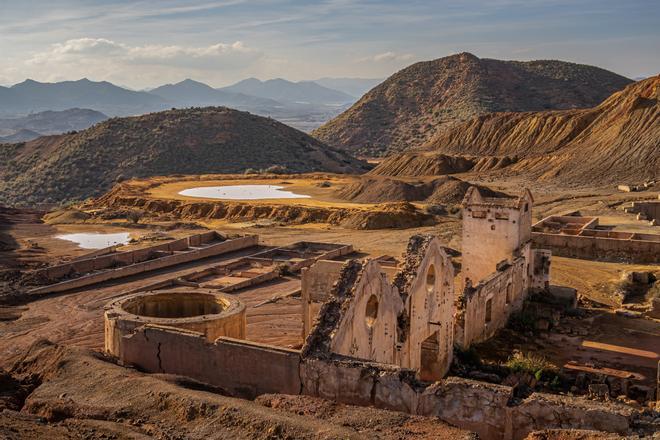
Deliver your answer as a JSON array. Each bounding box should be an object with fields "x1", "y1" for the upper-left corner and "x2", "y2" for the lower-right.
[{"x1": 104, "y1": 289, "x2": 246, "y2": 356}]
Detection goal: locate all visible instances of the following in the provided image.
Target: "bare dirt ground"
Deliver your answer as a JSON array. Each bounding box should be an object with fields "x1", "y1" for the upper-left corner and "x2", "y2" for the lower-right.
[{"x1": 2, "y1": 341, "x2": 475, "y2": 439}]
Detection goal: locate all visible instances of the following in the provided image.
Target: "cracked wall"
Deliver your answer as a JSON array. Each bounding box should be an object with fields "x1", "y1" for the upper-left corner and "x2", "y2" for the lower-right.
[{"x1": 302, "y1": 235, "x2": 455, "y2": 381}]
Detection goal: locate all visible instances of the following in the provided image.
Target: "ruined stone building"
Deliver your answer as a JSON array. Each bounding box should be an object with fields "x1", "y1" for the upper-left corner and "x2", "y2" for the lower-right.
[
  {"x1": 103, "y1": 187, "x2": 552, "y2": 387},
  {"x1": 299, "y1": 186, "x2": 552, "y2": 379},
  {"x1": 455, "y1": 187, "x2": 550, "y2": 348},
  {"x1": 302, "y1": 235, "x2": 456, "y2": 380}
]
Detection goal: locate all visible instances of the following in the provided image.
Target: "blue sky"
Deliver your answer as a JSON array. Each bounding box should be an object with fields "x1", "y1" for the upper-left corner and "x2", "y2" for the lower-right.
[{"x1": 0, "y1": 0, "x2": 658, "y2": 88}]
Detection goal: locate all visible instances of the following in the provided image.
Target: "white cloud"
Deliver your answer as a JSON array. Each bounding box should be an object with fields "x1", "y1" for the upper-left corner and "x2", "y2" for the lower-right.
[
  {"x1": 358, "y1": 51, "x2": 415, "y2": 63},
  {"x1": 27, "y1": 38, "x2": 262, "y2": 71}
]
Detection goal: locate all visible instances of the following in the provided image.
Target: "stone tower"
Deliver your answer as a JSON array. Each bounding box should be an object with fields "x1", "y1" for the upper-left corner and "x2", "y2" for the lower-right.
[{"x1": 460, "y1": 187, "x2": 533, "y2": 286}]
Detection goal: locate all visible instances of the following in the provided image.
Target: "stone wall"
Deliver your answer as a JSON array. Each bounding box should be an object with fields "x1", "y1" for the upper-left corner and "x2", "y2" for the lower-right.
[
  {"x1": 301, "y1": 260, "x2": 345, "y2": 338},
  {"x1": 114, "y1": 323, "x2": 636, "y2": 440},
  {"x1": 394, "y1": 236, "x2": 455, "y2": 379},
  {"x1": 301, "y1": 259, "x2": 399, "y2": 338},
  {"x1": 303, "y1": 235, "x2": 456, "y2": 381},
  {"x1": 298, "y1": 357, "x2": 634, "y2": 440},
  {"x1": 120, "y1": 325, "x2": 301, "y2": 399},
  {"x1": 627, "y1": 200, "x2": 660, "y2": 222},
  {"x1": 532, "y1": 231, "x2": 660, "y2": 263},
  {"x1": 530, "y1": 249, "x2": 551, "y2": 291},
  {"x1": 30, "y1": 233, "x2": 259, "y2": 294},
  {"x1": 461, "y1": 187, "x2": 533, "y2": 287},
  {"x1": 455, "y1": 255, "x2": 528, "y2": 349},
  {"x1": 329, "y1": 260, "x2": 403, "y2": 364}
]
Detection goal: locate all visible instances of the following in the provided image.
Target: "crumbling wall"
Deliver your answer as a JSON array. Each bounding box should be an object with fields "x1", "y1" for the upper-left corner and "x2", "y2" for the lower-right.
[
  {"x1": 393, "y1": 235, "x2": 455, "y2": 379},
  {"x1": 530, "y1": 249, "x2": 551, "y2": 291},
  {"x1": 113, "y1": 323, "x2": 636, "y2": 440},
  {"x1": 329, "y1": 260, "x2": 403, "y2": 364},
  {"x1": 508, "y1": 392, "x2": 633, "y2": 440},
  {"x1": 298, "y1": 358, "x2": 635, "y2": 440},
  {"x1": 626, "y1": 200, "x2": 660, "y2": 221},
  {"x1": 301, "y1": 260, "x2": 346, "y2": 338},
  {"x1": 304, "y1": 235, "x2": 456, "y2": 380},
  {"x1": 418, "y1": 378, "x2": 511, "y2": 440},
  {"x1": 300, "y1": 357, "x2": 420, "y2": 413},
  {"x1": 455, "y1": 257, "x2": 527, "y2": 348}
]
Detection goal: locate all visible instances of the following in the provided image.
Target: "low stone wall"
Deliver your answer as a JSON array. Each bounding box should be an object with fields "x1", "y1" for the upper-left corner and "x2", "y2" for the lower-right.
[
  {"x1": 532, "y1": 231, "x2": 660, "y2": 263},
  {"x1": 120, "y1": 325, "x2": 301, "y2": 399},
  {"x1": 299, "y1": 357, "x2": 634, "y2": 440},
  {"x1": 113, "y1": 324, "x2": 637, "y2": 440},
  {"x1": 29, "y1": 234, "x2": 258, "y2": 294},
  {"x1": 628, "y1": 200, "x2": 660, "y2": 222}
]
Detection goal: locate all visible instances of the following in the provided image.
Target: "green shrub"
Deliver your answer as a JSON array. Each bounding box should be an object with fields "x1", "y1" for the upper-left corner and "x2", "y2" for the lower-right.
[{"x1": 506, "y1": 352, "x2": 556, "y2": 380}]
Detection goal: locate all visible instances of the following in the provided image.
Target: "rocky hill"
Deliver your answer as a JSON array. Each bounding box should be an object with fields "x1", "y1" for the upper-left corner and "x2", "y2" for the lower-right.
[
  {"x1": 0, "y1": 107, "x2": 368, "y2": 205},
  {"x1": 372, "y1": 76, "x2": 660, "y2": 185},
  {"x1": 313, "y1": 52, "x2": 632, "y2": 156},
  {"x1": 0, "y1": 108, "x2": 108, "y2": 142}
]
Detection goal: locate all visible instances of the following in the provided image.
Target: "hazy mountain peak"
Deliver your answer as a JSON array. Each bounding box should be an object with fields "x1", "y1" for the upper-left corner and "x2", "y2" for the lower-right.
[{"x1": 220, "y1": 77, "x2": 354, "y2": 105}]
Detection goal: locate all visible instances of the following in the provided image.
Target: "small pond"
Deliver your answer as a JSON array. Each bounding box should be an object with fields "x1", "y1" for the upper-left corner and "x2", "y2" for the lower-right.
[
  {"x1": 178, "y1": 185, "x2": 311, "y2": 200},
  {"x1": 55, "y1": 232, "x2": 132, "y2": 249}
]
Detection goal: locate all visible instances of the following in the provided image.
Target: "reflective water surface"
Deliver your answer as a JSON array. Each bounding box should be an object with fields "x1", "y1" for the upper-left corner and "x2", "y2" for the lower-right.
[
  {"x1": 178, "y1": 185, "x2": 311, "y2": 200},
  {"x1": 56, "y1": 232, "x2": 132, "y2": 249}
]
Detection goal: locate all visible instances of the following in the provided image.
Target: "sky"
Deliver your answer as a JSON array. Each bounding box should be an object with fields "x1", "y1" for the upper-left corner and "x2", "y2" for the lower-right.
[{"x1": 0, "y1": 0, "x2": 658, "y2": 89}]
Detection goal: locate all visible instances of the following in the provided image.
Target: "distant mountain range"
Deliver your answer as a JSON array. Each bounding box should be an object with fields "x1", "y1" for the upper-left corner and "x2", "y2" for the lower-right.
[
  {"x1": 0, "y1": 108, "x2": 108, "y2": 142},
  {"x1": 218, "y1": 78, "x2": 354, "y2": 105},
  {"x1": 150, "y1": 79, "x2": 282, "y2": 109},
  {"x1": 0, "y1": 77, "x2": 375, "y2": 135},
  {"x1": 0, "y1": 79, "x2": 164, "y2": 117}
]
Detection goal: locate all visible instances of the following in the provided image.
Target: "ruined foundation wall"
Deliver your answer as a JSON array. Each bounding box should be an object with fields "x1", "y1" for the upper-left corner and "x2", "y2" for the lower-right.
[
  {"x1": 532, "y1": 232, "x2": 660, "y2": 263},
  {"x1": 31, "y1": 234, "x2": 259, "y2": 294},
  {"x1": 299, "y1": 358, "x2": 634, "y2": 440},
  {"x1": 630, "y1": 200, "x2": 660, "y2": 221}
]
